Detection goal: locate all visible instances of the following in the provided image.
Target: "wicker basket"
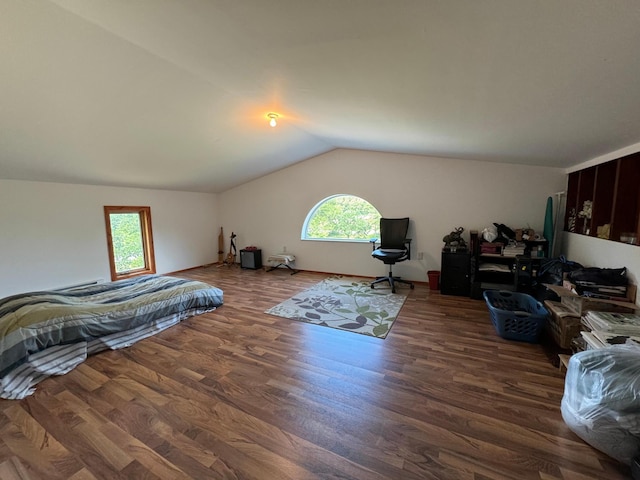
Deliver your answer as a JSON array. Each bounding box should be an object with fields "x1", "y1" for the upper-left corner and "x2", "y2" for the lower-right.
[
  {"x1": 544, "y1": 300, "x2": 582, "y2": 349},
  {"x1": 483, "y1": 290, "x2": 548, "y2": 343}
]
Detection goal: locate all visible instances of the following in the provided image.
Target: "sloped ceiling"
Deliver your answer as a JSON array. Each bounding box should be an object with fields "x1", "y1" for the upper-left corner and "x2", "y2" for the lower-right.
[{"x1": 1, "y1": 0, "x2": 639, "y2": 193}]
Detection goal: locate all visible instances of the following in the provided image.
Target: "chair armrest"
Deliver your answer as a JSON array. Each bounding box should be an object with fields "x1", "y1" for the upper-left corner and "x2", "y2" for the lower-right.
[
  {"x1": 369, "y1": 238, "x2": 378, "y2": 251},
  {"x1": 405, "y1": 238, "x2": 412, "y2": 259}
]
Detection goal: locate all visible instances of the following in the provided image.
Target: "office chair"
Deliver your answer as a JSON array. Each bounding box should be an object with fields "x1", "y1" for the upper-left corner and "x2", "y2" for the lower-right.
[{"x1": 370, "y1": 217, "x2": 415, "y2": 293}]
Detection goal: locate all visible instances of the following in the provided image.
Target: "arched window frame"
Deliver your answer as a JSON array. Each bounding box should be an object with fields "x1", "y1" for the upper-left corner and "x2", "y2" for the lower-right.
[{"x1": 301, "y1": 194, "x2": 381, "y2": 242}]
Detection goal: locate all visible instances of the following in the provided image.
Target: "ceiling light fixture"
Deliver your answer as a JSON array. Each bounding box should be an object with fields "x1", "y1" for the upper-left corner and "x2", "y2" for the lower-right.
[{"x1": 267, "y1": 113, "x2": 279, "y2": 127}]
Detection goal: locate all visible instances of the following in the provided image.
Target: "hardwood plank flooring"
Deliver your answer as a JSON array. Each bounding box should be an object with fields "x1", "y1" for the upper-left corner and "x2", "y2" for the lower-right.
[{"x1": 0, "y1": 267, "x2": 631, "y2": 479}]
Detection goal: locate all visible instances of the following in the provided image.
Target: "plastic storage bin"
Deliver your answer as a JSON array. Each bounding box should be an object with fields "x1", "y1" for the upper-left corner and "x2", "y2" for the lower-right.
[{"x1": 483, "y1": 290, "x2": 549, "y2": 342}]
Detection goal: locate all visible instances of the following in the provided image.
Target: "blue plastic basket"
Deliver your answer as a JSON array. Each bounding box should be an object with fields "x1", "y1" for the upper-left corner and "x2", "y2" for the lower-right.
[{"x1": 483, "y1": 290, "x2": 549, "y2": 343}]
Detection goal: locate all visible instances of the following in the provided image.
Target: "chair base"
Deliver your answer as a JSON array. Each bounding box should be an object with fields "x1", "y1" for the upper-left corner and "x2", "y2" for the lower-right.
[{"x1": 371, "y1": 275, "x2": 414, "y2": 294}]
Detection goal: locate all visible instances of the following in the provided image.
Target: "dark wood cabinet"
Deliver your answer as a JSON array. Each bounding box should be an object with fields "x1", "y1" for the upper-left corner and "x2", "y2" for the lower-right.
[
  {"x1": 441, "y1": 251, "x2": 471, "y2": 296},
  {"x1": 514, "y1": 255, "x2": 545, "y2": 294},
  {"x1": 565, "y1": 153, "x2": 640, "y2": 245}
]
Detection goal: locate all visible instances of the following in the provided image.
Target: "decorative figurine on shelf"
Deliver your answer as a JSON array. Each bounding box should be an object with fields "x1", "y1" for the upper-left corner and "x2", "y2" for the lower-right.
[
  {"x1": 567, "y1": 208, "x2": 577, "y2": 232},
  {"x1": 578, "y1": 200, "x2": 593, "y2": 235},
  {"x1": 443, "y1": 227, "x2": 467, "y2": 252},
  {"x1": 597, "y1": 223, "x2": 611, "y2": 239}
]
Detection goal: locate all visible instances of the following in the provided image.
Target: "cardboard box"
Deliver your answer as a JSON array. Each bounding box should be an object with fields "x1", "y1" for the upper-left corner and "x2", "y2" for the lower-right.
[
  {"x1": 515, "y1": 228, "x2": 535, "y2": 241},
  {"x1": 544, "y1": 284, "x2": 639, "y2": 316},
  {"x1": 544, "y1": 300, "x2": 582, "y2": 349}
]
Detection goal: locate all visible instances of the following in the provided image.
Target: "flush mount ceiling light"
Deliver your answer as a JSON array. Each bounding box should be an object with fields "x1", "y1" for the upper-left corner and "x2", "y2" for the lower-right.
[{"x1": 267, "y1": 113, "x2": 279, "y2": 127}]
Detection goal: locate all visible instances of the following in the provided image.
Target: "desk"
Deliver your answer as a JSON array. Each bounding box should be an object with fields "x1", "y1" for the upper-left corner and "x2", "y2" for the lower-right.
[{"x1": 266, "y1": 254, "x2": 298, "y2": 274}]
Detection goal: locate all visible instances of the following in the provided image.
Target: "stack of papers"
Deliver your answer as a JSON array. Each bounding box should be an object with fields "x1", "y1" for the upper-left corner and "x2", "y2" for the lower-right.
[
  {"x1": 502, "y1": 242, "x2": 526, "y2": 257},
  {"x1": 478, "y1": 263, "x2": 512, "y2": 273},
  {"x1": 583, "y1": 311, "x2": 640, "y2": 335},
  {"x1": 581, "y1": 311, "x2": 640, "y2": 348},
  {"x1": 581, "y1": 330, "x2": 640, "y2": 349},
  {"x1": 576, "y1": 284, "x2": 628, "y2": 299}
]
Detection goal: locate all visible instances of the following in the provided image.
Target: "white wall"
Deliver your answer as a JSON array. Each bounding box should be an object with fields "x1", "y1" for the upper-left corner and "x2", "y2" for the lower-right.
[
  {"x1": 3, "y1": 150, "x2": 635, "y2": 303},
  {"x1": 219, "y1": 149, "x2": 566, "y2": 282},
  {"x1": 0, "y1": 180, "x2": 218, "y2": 297}
]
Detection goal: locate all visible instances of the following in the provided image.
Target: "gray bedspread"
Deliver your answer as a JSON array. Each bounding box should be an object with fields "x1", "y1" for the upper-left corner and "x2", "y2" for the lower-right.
[{"x1": 0, "y1": 275, "x2": 223, "y2": 397}]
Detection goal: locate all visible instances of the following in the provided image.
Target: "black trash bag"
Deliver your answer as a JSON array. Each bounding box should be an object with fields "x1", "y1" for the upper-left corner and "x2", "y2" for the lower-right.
[
  {"x1": 493, "y1": 223, "x2": 516, "y2": 242},
  {"x1": 537, "y1": 255, "x2": 584, "y2": 286},
  {"x1": 567, "y1": 267, "x2": 628, "y2": 287},
  {"x1": 532, "y1": 256, "x2": 584, "y2": 302}
]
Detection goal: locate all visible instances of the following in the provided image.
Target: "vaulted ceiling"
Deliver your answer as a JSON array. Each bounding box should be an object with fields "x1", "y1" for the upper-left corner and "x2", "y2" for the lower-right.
[{"x1": 2, "y1": 0, "x2": 640, "y2": 193}]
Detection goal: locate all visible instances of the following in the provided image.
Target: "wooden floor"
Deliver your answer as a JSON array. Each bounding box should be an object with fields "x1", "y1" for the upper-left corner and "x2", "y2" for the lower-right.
[{"x1": 0, "y1": 267, "x2": 630, "y2": 480}]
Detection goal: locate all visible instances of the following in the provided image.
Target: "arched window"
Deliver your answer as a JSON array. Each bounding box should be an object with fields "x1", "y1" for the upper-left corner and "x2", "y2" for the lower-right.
[{"x1": 302, "y1": 194, "x2": 381, "y2": 241}]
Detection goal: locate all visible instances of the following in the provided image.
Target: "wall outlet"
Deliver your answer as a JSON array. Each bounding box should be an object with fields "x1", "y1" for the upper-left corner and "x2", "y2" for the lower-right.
[{"x1": 417, "y1": 252, "x2": 424, "y2": 260}]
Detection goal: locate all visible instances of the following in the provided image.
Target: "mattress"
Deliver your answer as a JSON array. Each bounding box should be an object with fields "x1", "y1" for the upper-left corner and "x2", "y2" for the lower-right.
[{"x1": 0, "y1": 274, "x2": 223, "y2": 399}]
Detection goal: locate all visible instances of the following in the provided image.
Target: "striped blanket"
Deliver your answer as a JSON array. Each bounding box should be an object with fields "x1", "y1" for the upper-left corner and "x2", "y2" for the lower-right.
[{"x1": 0, "y1": 275, "x2": 223, "y2": 399}]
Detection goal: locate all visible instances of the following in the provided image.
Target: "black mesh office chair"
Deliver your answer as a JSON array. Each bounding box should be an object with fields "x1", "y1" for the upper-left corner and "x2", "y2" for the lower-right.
[{"x1": 370, "y1": 217, "x2": 415, "y2": 293}]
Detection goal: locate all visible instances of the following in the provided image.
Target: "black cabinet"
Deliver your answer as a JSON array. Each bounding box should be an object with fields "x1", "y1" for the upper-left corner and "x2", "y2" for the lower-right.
[
  {"x1": 240, "y1": 249, "x2": 262, "y2": 269},
  {"x1": 514, "y1": 255, "x2": 545, "y2": 294},
  {"x1": 441, "y1": 251, "x2": 471, "y2": 296}
]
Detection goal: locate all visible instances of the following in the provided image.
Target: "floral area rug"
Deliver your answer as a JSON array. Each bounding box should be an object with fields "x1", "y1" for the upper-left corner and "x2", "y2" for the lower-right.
[{"x1": 265, "y1": 276, "x2": 408, "y2": 338}]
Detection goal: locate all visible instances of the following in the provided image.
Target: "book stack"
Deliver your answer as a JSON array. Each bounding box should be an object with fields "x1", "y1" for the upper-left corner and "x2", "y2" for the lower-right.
[
  {"x1": 502, "y1": 242, "x2": 526, "y2": 257},
  {"x1": 581, "y1": 311, "x2": 640, "y2": 349},
  {"x1": 480, "y1": 242, "x2": 502, "y2": 254}
]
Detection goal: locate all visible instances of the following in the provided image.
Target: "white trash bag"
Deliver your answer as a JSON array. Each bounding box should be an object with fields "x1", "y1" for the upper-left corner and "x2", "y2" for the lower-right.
[
  {"x1": 561, "y1": 345, "x2": 640, "y2": 466},
  {"x1": 482, "y1": 226, "x2": 498, "y2": 243}
]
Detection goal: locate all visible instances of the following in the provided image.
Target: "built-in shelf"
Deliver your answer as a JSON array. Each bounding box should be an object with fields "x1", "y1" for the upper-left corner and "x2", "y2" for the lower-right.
[{"x1": 564, "y1": 152, "x2": 640, "y2": 246}]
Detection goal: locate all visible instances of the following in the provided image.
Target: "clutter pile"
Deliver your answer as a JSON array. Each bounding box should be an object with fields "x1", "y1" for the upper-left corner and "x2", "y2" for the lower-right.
[
  {"x1": 479, "y1": 222, "x2": 548, "y2": 257},
  {"x1": 567, "y1": 267, "x2": 629, "y2": 300},
  {"x1": 549, "y1": 265, "x2": 640, "y2": 473},
  {"x1": 581, "y1": 311, "x2": 640, "y2": 349},
  {"x1": 543, "y1": 266, "x2": 637, "y2": 351}
]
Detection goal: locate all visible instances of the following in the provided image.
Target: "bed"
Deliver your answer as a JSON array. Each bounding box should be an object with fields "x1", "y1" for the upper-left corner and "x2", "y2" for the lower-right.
[{"x1": 0, "y1": 274, "x2": 223, "y2": 399}]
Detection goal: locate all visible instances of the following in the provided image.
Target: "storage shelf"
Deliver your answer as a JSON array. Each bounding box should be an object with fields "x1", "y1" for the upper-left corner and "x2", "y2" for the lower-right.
[
  {"x1": 565, "y1": 152, "x2": 640, "y2": 245},
  {"x1": 475, "y1": 251, "x2": 516, "y2": 292}
]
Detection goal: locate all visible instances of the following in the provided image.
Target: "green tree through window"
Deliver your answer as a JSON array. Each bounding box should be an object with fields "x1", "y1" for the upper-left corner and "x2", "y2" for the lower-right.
[
  {"x1": 104, "y1": 206, "x2": 156, "y2": 281},
  {"x1": 303, "y1": 195, "x2": 381, "y2": 240},
  {"x1": 109, "y1": 213, "x2": 145, "y2": 272}
]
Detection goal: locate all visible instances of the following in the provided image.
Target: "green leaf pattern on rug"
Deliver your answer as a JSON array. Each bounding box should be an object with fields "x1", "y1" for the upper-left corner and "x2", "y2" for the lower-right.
[{"x1": 265, "y1": 277, "x2": 408, "y2": 338}]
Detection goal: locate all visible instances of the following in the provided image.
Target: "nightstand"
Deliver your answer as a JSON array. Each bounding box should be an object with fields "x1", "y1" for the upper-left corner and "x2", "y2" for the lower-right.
[{"x1": 441, "y1": 251, "x2": 471, "y2": 296}]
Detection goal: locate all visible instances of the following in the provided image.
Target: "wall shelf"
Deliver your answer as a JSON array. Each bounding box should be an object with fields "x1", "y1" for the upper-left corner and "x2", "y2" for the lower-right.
[{"x1": 565, "y1": 152, "x2": 640, "y2": 245}]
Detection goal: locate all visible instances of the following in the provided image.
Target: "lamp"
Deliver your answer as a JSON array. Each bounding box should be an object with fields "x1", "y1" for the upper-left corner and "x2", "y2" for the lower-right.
[{"x1": 267, "y1": 113, "x2": 279, "y2": 127}]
